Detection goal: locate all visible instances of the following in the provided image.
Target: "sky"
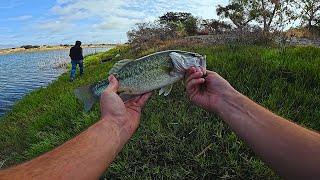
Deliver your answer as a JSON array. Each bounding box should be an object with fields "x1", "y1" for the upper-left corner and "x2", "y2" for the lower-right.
[{"x1": 0, "y1": 0, "x2": 227, "y2": 46}]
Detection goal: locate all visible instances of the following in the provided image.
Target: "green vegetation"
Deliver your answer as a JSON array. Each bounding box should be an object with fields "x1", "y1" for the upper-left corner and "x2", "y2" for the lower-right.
[
  {"x1": 20, "y1": 45, "x2": 41, "y2": 49},
  {"x1": 1, "y1": 44, "x2": 320, "y2": 179}
]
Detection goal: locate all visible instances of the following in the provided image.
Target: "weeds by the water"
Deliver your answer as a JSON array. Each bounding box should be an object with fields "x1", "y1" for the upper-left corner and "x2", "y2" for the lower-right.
[{"x1": 0, "y1": 44, "x2": 319, "y2": 179}]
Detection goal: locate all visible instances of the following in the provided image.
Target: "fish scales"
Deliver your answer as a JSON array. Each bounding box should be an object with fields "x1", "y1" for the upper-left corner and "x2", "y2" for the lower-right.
[{"x1": 118, "y1": 52, "x2": 174, "y2": 93}]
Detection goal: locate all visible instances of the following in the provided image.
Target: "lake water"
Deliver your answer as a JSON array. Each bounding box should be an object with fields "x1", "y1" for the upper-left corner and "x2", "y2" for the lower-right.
[{"x1": 0, "y1": 47, "x2": 111, "y2": 117}]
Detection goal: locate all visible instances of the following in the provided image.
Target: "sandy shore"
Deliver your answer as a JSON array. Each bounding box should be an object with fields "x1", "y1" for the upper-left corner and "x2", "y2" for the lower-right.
[{"x1": 0, "y1": 44, "x2": 116, "y2": 55}]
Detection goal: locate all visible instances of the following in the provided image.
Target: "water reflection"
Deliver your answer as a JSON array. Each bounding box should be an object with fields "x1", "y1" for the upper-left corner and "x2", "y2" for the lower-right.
[{"x1": 0, "y1": 47, "x2": 110, "y2": 117}]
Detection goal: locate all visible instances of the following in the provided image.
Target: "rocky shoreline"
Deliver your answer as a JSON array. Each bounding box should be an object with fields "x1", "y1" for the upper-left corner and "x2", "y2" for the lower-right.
[{"x1": 0, "y1": 44, "x2": 116, "y2": 55}]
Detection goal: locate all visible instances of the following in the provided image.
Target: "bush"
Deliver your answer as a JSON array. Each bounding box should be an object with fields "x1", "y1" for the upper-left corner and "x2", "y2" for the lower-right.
[
  {"x1": 126, "y1": 11, "x2": 278, "y2": 54},
  {"x1": 20, "y1": 45, "x2": 40, "y2": 49},
  {"x1": 200, "y1": 19, "x2": 232, "y2": 34},
  {"x1": 286, "y1": 26, "x2": 320, "y2": 39},
  {"x1": 127, "y1": 22, "x2": 178, "y2": 52}
]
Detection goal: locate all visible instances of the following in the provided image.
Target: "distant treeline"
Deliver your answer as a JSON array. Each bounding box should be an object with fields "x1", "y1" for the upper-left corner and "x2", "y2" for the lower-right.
[
  {"x1": 19, "y1": 44, "x2": 112, "y2": 50},
  {"x1": 20, "y1": 45, "x2": 40, "y2": 49}
]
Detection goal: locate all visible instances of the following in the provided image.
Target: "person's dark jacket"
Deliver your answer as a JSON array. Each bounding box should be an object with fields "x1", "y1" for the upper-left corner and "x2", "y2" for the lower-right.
[{"x1": 69, "y1": 45, "x2": 84, "y2": 61}]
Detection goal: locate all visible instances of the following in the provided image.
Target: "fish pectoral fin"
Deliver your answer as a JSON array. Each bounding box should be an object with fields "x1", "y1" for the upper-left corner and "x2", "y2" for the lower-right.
[
  {"x1": 159, "y1": 88, "x2": 165, "y2": 96},
  {"x1": 159, "y1": 84, "x2": 173, "y2": 96},
  {"x1": 108, "y1": 59, "x2": 133, "y2": 75},
  {"x1": 119, "y1": 93, "x2": 140, "y2": 102}
]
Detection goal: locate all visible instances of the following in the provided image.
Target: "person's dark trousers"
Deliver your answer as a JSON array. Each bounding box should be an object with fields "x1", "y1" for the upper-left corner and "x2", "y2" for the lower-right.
[{"x1": 70, "y1": 59, "x2": 84, "y2": 79}]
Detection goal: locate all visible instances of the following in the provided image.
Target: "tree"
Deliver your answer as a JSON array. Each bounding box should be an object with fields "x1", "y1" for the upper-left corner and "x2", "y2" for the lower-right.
[
  {"x1": 201, "y1": 19, "x2": 232, "y2": 34},
  {"x1": 184, "y1": 16, "x2": 198, "y2": 36},
  {"x1": 251, "y1": 0, "x2": 295, "y2": 33},
  {"x1": 217, "y1": 0, "x2": 294, "y2": 33},
  {"x1": 159, "y1": 12, "x2": 192, "y2": 24},
  {"x1": 295, "y1": 0, "x2": 320, "y2": 28},
  {"x1": 159, "y1": 12, "x2": 199, "y2": 36},
  {"x1": 216, "y1": 0, "x2": 257, "y2": 30}
]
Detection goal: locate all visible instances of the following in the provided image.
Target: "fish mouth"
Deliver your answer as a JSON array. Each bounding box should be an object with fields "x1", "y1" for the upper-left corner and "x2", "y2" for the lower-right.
[
  {"x1": 187, "y1": 52, "x2": 206, "y2": 71},
  {"x1": 169, "y1": 51, "x2": 206, "y2": 76}
]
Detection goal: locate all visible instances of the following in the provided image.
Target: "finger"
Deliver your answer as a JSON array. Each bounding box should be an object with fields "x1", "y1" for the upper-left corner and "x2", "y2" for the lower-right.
[
  {"x1": 105, "y1": 75, "x2": 119, "y2": 93},
  {"x1": 126, "y1": 92, "x2": 152, "y2": 105},
  {"x1": 186, "y1": 78, "x2": 205, "y2": 91},
  {"x1": 186, "y1": 71, "x2": 203, "y2": 84},
  {"x1": 206, "y1": 70, "x2": 216, "y2": 76},
  {"x1": 125, "y1": 96, "x2": 141, "y2": 104},
  {"x1": 137, "y1": 92, "x2": 152, "y2": 106},
  {"x1": 201, "y1": 67, "x2": 207, "y2": 75},
  {"x1": 186, "y1": 67, "x2": 196, "y2": 77}
]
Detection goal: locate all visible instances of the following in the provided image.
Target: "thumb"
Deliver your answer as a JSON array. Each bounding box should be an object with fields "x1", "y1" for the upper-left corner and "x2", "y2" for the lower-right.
[{"x1": 106, "y1": 75, "x2": 119, "y2": 93}]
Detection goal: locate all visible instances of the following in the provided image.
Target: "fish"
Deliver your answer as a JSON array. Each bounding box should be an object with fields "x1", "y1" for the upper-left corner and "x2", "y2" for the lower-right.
[{"x1": 75, "y1": 50, "x2": 206, "y2": 111}]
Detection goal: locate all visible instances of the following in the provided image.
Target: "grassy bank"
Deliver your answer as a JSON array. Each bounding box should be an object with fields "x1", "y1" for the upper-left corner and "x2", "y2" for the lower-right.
[{"x1": 1, "y1": 44, "x2": 320, "y2": 179}]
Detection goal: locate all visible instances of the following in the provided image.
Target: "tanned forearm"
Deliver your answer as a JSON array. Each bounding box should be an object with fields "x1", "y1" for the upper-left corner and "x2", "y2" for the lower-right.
[
  {"x1": 215, "y1": 90, "x2": 320, "y2": 179},
  {"x1": 0, "y1": 118, "x2": 130, "y2": 180}
]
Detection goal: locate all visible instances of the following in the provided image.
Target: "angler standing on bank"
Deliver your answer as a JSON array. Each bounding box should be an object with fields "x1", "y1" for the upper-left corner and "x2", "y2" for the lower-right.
[{"x1": 69, "y1": 40, "x2": 84, "y2": 82}]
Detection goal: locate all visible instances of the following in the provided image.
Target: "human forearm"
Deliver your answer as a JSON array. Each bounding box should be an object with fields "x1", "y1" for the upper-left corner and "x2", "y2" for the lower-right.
[
  {"x1": 215, "y1": 90, "x2": 320, "y2": 179},
  {"x1": 185, "y1": 69, "x2": 320, "y2": 178},
  {"x1": 0, "y1": 118, "x2": 130, "y2": 180}
]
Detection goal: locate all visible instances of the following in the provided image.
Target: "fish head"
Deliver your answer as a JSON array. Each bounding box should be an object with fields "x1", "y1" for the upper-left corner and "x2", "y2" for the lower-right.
[{"x1": 169, "y1": 51, "x2": 206, "y2": 76}]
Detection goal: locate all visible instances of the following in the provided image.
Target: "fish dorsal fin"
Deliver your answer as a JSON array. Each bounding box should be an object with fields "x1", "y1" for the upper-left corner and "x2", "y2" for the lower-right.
[
  {"x1": 159, "y1": 84, "x2": 173, "y2": 96},
  {"x1": 108, "y1": 59, "x2": 132, "y2": 75}
]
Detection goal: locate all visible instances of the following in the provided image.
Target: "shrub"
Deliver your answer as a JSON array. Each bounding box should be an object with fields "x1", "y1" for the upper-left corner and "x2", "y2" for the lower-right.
[
  {"x1": 20, "y1": 45, "x2": 40, "y2": 49},
  {"x1": 200, "y1": 19, "x2": 232, "y2": 34},
  {"x1": 127, "y1": 22, "x2": 178, "y2": 52}
]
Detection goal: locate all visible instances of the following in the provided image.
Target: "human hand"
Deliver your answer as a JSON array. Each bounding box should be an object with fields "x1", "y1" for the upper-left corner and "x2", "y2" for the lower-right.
[
  {"x1": 100, "y1": 75, "x2": 152, "y2": 136},
  {"x1": 185, "y1": 67, "x2": 237, "y2": 112}
]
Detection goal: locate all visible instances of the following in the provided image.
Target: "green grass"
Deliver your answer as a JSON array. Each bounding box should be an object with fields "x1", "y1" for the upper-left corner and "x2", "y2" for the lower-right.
[{"x1": 1, "y1": 44, "x2": 320, "y2": 179}]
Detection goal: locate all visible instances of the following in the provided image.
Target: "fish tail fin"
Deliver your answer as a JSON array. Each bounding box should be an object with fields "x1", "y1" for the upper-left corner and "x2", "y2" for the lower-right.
[{"x1": 74, "y1": 85, "x2": 97, "y2": 112}]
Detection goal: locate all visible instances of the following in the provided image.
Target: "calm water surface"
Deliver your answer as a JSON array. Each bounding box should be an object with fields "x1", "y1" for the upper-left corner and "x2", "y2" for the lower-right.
[{"x1": 0, "y1": 47, "x2": 110, "y2": 117}]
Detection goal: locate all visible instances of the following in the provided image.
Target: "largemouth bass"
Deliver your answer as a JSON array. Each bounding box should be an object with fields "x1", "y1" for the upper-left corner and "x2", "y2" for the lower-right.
[{"x1": 75, "y1": 50, "x2": 206, "y2": 111}]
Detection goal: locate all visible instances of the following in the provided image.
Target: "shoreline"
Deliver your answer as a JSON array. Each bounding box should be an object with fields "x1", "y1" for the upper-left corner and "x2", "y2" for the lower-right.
[
  {"x1": 0, "y1": 44, "x2": 117, "y2": 55},
  {"x1": 0, "y1": 46, "x2": 115, "y2": 118}
]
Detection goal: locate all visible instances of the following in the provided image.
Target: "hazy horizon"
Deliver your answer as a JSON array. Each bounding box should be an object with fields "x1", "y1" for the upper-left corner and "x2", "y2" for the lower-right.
[{"x1": 0, "y1": 43, "x2": 116, "y2": 50}]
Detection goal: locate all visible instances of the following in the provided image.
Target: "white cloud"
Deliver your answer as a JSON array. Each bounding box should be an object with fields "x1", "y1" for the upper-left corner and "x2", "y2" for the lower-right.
[
  {"x1": 8, "y1": 15, "x2": 32, "y2": 21},
  {"x1": 38, "y1": 20, "x2": 74, "y2": 33},
  {"x1": 50, "y1": 0, "x2": 226, "y2": 29},
  {"x1": 33, "y1": 0, "x2": 227, "y2": 44}
]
